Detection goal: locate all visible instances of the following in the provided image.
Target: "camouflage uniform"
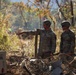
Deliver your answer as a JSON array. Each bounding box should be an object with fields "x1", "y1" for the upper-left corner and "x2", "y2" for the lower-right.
[
  {"x1": 38, "y1": 29, "x2": 56, "y2": 58},
  {"x1": 60, "y1": 29, "x2": 75, "y2": 61},
  {"x1": 60, "y1": 29, "x2": 75, "y2": 53}
]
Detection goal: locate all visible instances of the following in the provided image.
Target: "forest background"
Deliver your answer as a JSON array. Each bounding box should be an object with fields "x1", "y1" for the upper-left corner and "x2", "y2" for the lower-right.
[{"x1": 0, "y1": 0, "x2": 76, "y2": 57}]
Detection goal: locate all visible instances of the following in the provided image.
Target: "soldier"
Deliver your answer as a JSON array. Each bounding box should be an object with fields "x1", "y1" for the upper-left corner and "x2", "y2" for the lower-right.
[
  {"x1": 16, "y1": 20, "x2": 56, "y2": 59},
  {"x1": 60, "y1": 21, "x2": 75, "y2": 62},
  {"x1": 38, "y1": 20, "x2": 56, "y2": 59}
]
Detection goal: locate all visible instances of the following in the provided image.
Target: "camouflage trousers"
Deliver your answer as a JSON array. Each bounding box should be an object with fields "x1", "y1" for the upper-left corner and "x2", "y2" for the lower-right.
[
  {"x1": 60, "y1": 54, "x2": 74, "y2": 64},
  {"x1": 38, "y1": 51, "x2": 51, "y2": 59}
]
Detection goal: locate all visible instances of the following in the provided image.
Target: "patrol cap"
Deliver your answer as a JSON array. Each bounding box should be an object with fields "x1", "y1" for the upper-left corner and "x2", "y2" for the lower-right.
[
  {"x1": 61, "y1": 21, "x2": 70, "y2": 27},
  {"x1": 43, "y1": 19, "x2": 51, "y2": 27}
]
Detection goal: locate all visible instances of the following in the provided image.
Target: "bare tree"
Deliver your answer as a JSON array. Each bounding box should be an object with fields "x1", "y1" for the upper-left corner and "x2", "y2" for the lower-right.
[
  {"x1": 55, "y1": 0, "x2": 67, "y2": 20},
  {"x1": 56, "y1": 0, "x2": 75, "y2": 26},
  {"x1": 70, "y1": 0, "x2": 74, "y2": 26},
  {"x1": 0, "y1": 0, "x2": 2, "y2": 10}
]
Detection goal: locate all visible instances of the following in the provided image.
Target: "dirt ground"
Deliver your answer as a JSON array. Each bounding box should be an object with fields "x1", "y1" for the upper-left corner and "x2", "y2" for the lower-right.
[{"x1": 5, "y1": 52, "x2": 76, "y2": 75}]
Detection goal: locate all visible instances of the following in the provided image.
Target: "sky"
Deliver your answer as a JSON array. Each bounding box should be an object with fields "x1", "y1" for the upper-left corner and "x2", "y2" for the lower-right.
[
  {"x1": 11, "y1": 0, "x2": 30, "y2": 3},
  {"x1": 11, "y1": 0, "x2": 59, "y2": 9},
  {"x1": 11, "y1": 0, "x2": 21, "y2": 2}
]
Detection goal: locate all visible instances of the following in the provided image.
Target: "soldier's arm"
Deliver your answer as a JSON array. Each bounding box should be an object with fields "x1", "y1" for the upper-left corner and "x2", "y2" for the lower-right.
[
  {"x1": 16, "y1": 31, "x2": 36, "y2": 35},
  {"x1": 16, "y1": 29, "x2": 41, "y2": 36},
  {"x1": 51, "y1": 33, "x2": 56, "y2": 54},
  {"x1": 70, "y1": 33, "x2": 75, "y2": 53}
]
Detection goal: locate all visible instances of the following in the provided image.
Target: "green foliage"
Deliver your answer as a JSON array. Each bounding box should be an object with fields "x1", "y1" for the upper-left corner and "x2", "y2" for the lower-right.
[
  {"x1": 0, "y1": 13, "x2": 20, "y2": 51},
  {"x1": 13, "y1": 1, "x2": 56, "y2": 28},
  {"x1": 3, "y1": 0, "x2": 11, "y2": 4},
  {"x1": 60, "y1": 4, "x2": 72, "y2": 19}
]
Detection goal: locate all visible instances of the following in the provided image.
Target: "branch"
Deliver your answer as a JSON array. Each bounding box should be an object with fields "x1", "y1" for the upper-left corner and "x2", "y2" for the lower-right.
[
  {"x1": 55, "y1": 0, "x2": 67, "y2": 20},
  {"x1": 46, "y1": 0, "x2": 51, "y2": 9}
]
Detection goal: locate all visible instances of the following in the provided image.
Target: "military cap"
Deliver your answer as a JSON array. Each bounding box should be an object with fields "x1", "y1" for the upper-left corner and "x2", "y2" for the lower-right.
[
  {"x1": 43, "y1": 20, "x2": 51, "y2": 27},
  {"x1": 61, "y1": 21, "x2": 70, "y2": 27}
]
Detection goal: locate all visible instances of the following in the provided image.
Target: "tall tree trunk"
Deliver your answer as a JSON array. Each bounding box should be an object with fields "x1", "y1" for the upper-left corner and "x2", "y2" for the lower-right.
[
  {"x1": 55, "y1": 0, "x2": 67, "y2": 20},
  {"x1": 0, "y1": 0, "x2": 1, "y2": 10},
  {"x1": 46, "y1": 0, "x2": 51, "y2": 9},
  {"x1": 70, "y1": 0, "x2": 74, "y2": 26}
]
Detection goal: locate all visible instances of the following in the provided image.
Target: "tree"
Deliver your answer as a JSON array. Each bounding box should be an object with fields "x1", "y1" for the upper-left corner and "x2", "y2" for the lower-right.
[
  {"x1": 70, "y1": 0, "x2": 74, "y2": 26},
  {"x1": 55, "y1": 0, "x2": 75, "y2": 26},
  {"x1": 0, "y1": 0, "x2": 11, "y2": 10},
  {"x1": 0, "y1": 12, "x2": 21, "y2": 51},
  {"x1": 13, "y1": 0, "x2": 56, "y2": 30},
  {"x1": 0, "y1": 0, "x2": 1, "y2": 10}
]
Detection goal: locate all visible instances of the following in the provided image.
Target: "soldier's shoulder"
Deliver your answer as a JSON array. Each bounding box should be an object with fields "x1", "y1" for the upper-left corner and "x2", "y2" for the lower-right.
[
  {"x1": 51, "y1": 31, "x2": 56, "y2": 37},
  {"x1": 69, "y1": 30, "x2": 75, "y2": 36}
]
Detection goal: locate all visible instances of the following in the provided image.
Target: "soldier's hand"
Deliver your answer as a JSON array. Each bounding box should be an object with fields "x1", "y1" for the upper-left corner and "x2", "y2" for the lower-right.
[
  {"x1": 50, "y1": 53, "x2": 53, "y2": 56},
  {"x1": 50, "y1": 53, "x2": 53, "y2": 60},
  {"x1": 67, "y1": 52, "x2": 72, "y2": 56}
]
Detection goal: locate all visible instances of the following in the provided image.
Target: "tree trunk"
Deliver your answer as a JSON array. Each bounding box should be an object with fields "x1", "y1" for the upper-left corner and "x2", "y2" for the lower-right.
[
  {"x1": 35, "y1": 30, "x2": 38, "y2": 58},
  {"x1": 0, "y1": 0, "x2": 1, "y2": 10},
  {"x1": 70, "y1": 0, "x2": 74, "y2": 26},
  {"x1": 56, "y1": 0, "x2": 67, "y2": 20}
]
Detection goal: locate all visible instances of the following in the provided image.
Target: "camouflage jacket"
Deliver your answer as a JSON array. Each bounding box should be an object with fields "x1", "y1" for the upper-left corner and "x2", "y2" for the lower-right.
[
  {"x1": 60, "y1": 29, "x2": 75, "y2": 53},
  {"x1": 38, "y1": 29, "x2": 56, "y2": 55}
]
